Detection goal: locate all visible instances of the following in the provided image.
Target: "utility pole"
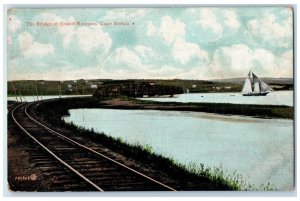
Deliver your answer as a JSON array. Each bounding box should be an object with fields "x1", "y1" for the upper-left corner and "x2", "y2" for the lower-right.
[
  {"x1": 82, "y1": 85, "x2": 85, "y2": 95},
  {"x1": 59, "y1": 82, "x2": 62, "y2": 99},
  {"x1": 34, "y1": 83, "x2": 39, "y2": 101},
  {"x1": 40, "y1": 82, "x2": 43, "y2": 100},
  {"x1": 18, "y1": 87, "x2": 22, "y2": 103},
  {"x1": 58, "y1": 82, "x2": 62, "y2": 99},
  {"x1": 12, "y1": 83, "x2": 18, "y2": 102}
]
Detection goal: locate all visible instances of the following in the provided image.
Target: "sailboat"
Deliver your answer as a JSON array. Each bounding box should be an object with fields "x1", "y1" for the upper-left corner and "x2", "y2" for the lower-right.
[{"x1": 242, "y1": 71, "x2": 272, "y2": 96}]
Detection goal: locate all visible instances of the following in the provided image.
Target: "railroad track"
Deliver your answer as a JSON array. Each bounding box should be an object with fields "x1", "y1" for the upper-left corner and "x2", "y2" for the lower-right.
[{"x1": 10, "y1": 102, "x2": 176, "y2": 191}]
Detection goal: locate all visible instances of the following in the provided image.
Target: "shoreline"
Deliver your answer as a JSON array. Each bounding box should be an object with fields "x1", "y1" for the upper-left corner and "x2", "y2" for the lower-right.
[{"x1": 101, "y1": 98, "x2": 294, "y2": 119}]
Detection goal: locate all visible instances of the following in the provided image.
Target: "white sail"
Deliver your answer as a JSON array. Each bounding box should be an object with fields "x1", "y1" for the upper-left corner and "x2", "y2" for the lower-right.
[
  {"x1": 253, "y1": 82, "x2": 260, "y2": 93},
  {"x1": 242, "y1": 77, "x2": 252, "y2": 94},
  {"x1": 259, "y1": 79, "x2": 272, "y2": 92},
  {"x1": 252, "y1": 73, "x2": 261, "y2": 93}
]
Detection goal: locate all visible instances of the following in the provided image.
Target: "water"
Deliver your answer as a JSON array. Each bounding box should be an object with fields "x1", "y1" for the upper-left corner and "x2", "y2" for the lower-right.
[
  {"x1": 63, "y1": 109, "x2": 294, "y2": 190},
  {"x1": 7, "y1": 95, "x2": 92, "y2": 102},
  {"x1": 137, "y1": 91, "x2": 293, "y2": 106}
]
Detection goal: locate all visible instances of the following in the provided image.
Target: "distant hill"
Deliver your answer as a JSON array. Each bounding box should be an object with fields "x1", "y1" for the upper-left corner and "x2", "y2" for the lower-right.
[{"x1": 211, "y1": 77, "x2": 293, "y2": 85}]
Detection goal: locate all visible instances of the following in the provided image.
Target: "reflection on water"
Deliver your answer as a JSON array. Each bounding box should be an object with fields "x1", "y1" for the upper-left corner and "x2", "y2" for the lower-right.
[
  {"x1": 138, "y1": 91, "x2": 293, "y2": 106},
  {"x1": 63, "y1": 109, "x2": 294, "y2": 190}
]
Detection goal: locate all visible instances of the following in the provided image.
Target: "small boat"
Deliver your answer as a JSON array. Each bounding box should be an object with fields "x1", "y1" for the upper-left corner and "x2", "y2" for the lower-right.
[{"x1": 242, "y1": 71, "x2": 272, "y2": 96}]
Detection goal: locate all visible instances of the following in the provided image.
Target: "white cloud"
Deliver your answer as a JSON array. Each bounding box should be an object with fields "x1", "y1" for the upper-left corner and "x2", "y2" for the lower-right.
[
  {"x1": 101, "y1": 47, "x2": 144, "y2": 72},
  {"x1": 198, "y1": 9, "x2": 223, "y2": 35},
  {"x1": 277, "y1": 50, "x2": 293, "y2": 77},
  {"x1": 247, "y1": 12, "x2": 292, "y2": 47},
  {"x1": 37, "y1": 13, "x2": 112, "y2": 54},
  {"x1": 18, "y1": 32, "x2": 54, "y2": 57},
  {"x1": 160, "y1": 16, "x2": 185, "y2": 44},
  {"x1": 134, "y1": 45, "x2": 154, "y2": 59},
  {"x1": 146, "y1": 21, "x2": 156, "y2": 37},
  {"x1": 98, "y1": 46, "x2": 183, "y2": 79},
  {"x1": 103, "y1": 9, "x2": 149, "y2": 20},
  {"x1": 208, "y1": 44, "x2": 293, "y2": 78},
  {"x1": 223, "y1": 10, "x2": 240, "y2": 29},
  {"x1": 8, "y1": 15, "x2": 21, "y2": 33},
  {"x1": 75, "y1": 27, "x2": 112, "y2": 54},
  {"x1": 172, "y1": 38, "x2": 208, "y2": 64}
]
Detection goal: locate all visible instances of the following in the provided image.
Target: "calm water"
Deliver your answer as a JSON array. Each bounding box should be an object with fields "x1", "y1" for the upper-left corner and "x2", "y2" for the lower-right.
[
  {"x1": 63, "y1": 109, "x2": 294, "y2": 190},
  {"x1": 138, "y1": 91, "x2": 293, "y2": 106},
  {"x1": 7, "y1": 95, "x2": 92, "y2": 102}
]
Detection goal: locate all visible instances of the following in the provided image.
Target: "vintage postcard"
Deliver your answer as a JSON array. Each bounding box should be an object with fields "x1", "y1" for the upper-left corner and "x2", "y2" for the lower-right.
[{"x1": 7, "y1": 7, "x2": 294, "y2": 192}]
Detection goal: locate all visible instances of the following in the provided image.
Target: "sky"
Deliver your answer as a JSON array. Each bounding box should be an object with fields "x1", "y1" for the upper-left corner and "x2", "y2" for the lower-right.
[{"x1": 7, "y1": 7, "x2": 293, "y2": 80}]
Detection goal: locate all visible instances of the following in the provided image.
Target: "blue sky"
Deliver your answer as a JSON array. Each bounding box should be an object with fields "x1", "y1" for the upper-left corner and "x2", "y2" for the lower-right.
[{"x1": 7, "y1": 7, "x2": 293, "y2": 80}]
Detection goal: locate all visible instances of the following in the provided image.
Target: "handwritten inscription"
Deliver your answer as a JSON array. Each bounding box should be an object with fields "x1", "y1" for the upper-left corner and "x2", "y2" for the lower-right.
[{"x1": 14, "y1": 174, "x2": 37, "y2": 181}]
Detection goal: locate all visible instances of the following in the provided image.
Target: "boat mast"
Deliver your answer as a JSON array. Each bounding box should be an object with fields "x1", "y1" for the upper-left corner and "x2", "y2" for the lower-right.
[{"x1": 248, "y1": 71, "x2": 254, "y2": 93}]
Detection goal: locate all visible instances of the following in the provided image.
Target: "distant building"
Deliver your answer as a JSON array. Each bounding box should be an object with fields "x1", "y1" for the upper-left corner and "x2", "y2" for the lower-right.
[
  {"x1": 192, "y1": 84, "x2": 197, "y2": 88},
  {"x1": 214, "y1": 87, "x2": 221, "y2": 90},
  {"x1": 224, "y1": 86, "x2": 232, "y2": 90},
  {"x1": 68, "y1": 84, "x2": 72, "y2": 88},
  {"x1": 90, "y1": 84, "x2": 97, "y2": 89}
]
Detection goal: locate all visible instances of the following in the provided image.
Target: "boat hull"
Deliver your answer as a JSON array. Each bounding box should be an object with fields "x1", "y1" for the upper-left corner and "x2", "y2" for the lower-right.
[{"x1": 242, "y1": 91, "x2": 270, "y2": 96}]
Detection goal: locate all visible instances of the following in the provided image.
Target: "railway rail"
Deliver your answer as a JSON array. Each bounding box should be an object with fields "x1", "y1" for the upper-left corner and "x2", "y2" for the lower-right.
[{"x1": 10, "y1": 102, "x2": 177, "y2": 191}]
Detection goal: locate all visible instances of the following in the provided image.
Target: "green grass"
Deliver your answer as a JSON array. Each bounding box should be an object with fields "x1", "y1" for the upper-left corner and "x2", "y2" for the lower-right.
[{"x1": 132, "y1": 99, "x2": 294, "y2": 119}]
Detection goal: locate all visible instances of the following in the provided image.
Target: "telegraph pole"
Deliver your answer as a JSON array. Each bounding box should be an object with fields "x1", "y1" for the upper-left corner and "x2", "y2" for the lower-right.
[
  {"x1": 18, "y1": 87, "x2": 22, "y2": 102},
  {"x1": 34, "y1": 83, "x2": 39, "y2": 101},
  {"x1": 12, "y1": 83, "x2": 18, "y2": 102}
]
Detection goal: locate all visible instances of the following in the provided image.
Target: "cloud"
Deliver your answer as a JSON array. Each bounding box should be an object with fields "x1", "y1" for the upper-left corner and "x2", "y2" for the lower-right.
[
  {"x1": 160, "y1": 16, "x2": 185, "y2": 44},
  {"x1": 99, "y1": 46, "x2": 182, "y2": 79},
  {"x1": 198, "y1": 9, "x2": 223, "y2": 35},
  {"x1": 172, "y1": 38, "x2": 208, "y2": 65},
  {"x1": 208, "y1": 44, "x2": 293, "y2": 78},
  {"x1": 223, "y1": 10, "x2": 240, "y2": 29},
  {"x1": 247, "y1": 12, "x2": 293, "y2": 48},
  {"x1": 146, "y1": 21, "x2": 156, "y2": 37},
  {"x1": 277, "y1": 50, "x2": 293, "y2": 77},
  {"x1": 8, "y1": 15, "x2": 21, "y2": 33},
  {"x1": 37, "y1": 13, "x2": 112, "y2": 54},
  {"x1": 18, "y1": 32, "x2": 55, "y2": 57},
  {"x1": 134, "y1": 45, "x2": 154, "y2": 59},
  {"x1": 75, "y1": 27, "x2": 112, "y2": 54},
  {"x1": 101, "y1": 47, "x2": 144, "y2": 73},
  {"x1": 103, "y1": 9, "x2": 149, "y2": 20}
]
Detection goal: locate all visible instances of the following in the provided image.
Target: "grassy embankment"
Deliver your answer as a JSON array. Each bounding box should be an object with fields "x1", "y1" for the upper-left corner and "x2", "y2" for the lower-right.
[
  {"x1": 31, "y1": 97, "x2": 287, "y2": 190},
  {"x1": 131, "y1": 99, "x2": 294, "y2": 119}
]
